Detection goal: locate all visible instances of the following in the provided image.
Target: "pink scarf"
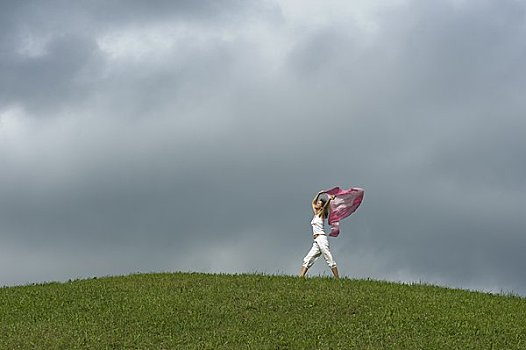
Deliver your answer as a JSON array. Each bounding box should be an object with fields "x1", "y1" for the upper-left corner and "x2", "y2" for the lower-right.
[{"x1": 324, "y1": 187, "x2": 364, "y2": 237}]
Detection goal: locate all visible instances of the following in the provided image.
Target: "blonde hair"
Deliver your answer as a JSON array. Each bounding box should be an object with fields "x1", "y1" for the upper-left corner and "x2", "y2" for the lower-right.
[{"x1": 317, "y1": 198, "x2": 330, "y2": 219}]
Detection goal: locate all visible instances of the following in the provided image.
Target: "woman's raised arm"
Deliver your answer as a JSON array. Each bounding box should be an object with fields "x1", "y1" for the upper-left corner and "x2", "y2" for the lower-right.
[{"x1": 311, "y1": 190, "x2": 325, "y2": 212}]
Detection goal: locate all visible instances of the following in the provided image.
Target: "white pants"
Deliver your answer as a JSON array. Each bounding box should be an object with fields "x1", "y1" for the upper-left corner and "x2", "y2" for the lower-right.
[{"x1": 302, "y1": 234, "x2": 337, "y2": 268}]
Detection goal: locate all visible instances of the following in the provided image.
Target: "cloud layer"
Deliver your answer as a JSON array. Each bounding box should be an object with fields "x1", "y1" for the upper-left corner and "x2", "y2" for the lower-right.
[{"x1": 1, "y1": 0, "x2": 525, "y2": 295}]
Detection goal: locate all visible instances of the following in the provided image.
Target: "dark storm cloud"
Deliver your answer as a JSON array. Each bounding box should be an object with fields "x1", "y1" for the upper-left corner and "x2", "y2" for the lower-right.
[
  {"x1": 0, "y1": 0, "x2": 265, "y2": 113},
  {"x1": 0, "y1": 34, "x2": 102, "y2": 112},
  {"x1": 1, "y1": 0, "x2": 525, "y2": 295}
]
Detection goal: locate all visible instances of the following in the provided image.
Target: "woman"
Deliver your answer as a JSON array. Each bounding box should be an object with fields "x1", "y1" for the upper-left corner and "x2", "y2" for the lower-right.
[{"x1": 299, "y1": 190, "x2": 340, "y2": 279}]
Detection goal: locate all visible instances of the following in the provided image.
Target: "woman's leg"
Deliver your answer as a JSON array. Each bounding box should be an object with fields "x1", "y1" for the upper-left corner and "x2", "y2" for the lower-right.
[
  {"x1": 299, "y1": 266, "x2": 309, "y2": 277},
  {"x1": 330, "y1": 266, "x2": 340, "y2": 279},
  {"x1": 299, "y1": 240, "x2": 321, "y2": 277}
]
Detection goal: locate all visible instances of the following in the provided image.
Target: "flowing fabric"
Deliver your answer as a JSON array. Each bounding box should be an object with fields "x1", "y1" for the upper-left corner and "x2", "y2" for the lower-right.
[{"x1": 323, "y1": 187, "x2": 364, "y2": 237}]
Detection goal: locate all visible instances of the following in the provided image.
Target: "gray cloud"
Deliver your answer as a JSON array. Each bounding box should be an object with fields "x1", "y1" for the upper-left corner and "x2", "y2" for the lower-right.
[{"x1": 1, "y1": 0, "x2": 525, "y2": 295}]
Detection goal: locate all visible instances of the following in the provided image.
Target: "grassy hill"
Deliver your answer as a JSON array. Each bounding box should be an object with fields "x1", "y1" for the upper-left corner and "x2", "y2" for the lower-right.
[{"x1": 1, "y1": 273, "x2": 525, "y2": 349}]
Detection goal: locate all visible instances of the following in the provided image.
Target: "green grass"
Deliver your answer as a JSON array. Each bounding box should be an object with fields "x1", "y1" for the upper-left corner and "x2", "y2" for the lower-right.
[{"x1": 1, "y1": 273, "x2": 525, "y2": 349}]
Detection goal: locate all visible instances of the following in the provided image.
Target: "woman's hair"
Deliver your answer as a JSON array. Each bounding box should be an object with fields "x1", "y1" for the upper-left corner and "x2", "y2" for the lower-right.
[{"x1": 318, "y1": 198, "x2": 330, "y2": 219}]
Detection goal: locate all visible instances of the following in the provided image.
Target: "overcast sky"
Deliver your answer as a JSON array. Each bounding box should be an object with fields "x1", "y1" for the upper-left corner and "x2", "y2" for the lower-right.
[{"x1": 1, "y1": 0, "x2": 525, "y2": 295}]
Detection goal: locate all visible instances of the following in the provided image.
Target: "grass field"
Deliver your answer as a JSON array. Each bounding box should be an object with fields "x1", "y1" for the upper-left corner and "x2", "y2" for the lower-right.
[{"x1": 1, "y1": 272, "x2": 525, "y2": 349}]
